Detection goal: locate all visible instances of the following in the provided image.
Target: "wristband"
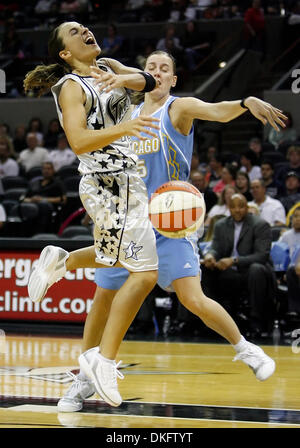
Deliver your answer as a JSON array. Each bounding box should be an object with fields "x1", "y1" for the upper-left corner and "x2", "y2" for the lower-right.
[
  {"x1": 240, "y1": 98, "x2": 248, "y2": 109},
  {"x1": 140, "y1": 72, "x2": 156, "y2": 93}
]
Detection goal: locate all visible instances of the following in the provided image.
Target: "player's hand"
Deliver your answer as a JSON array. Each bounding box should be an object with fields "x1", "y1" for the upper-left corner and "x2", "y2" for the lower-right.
[
  {"x1": 122, "y1": 115, "x2": 160, "y2": 140},
  {"x1": 90, "y1": 66, "x2": 127, "y2": 93},
  {"x1": 244, "y1": 97, "x2": 288, "y2": 131}
]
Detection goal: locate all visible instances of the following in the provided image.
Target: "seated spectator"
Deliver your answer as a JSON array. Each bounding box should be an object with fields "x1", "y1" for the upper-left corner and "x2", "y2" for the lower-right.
[
  {"x1": 205, "y1": 154, "x2": 224, "y2": 189},
  {"x1": 243, "y1": 0, "x2": 266, "y2": 54},
  {"x1": 278, "y1": 207, "x2": 300, "y2": 316},
  {"x1": 182, "y1": 20, "x2": 211, "y2": 72},
  {"x1": 249, "y1": 179, "x2": 286, "y2": 226},
  {"x1": 34, "y1": 0, "x2": 57, "y2": 17},
  {"x1": 202, "y1": 193, "x2": 275, "y2": 336},
  {"x1": 44, "y1": 118, "x2": 63, "y2": 149},
  {"x1": 260, "y1": 159, "x2": 280, "y2": 198},
  {"x1": 275, "y1": 145, "x2": 300, "y2": 192},
  {"x1": 22, "y1": 161, "x2": 67, "y2": 233},
  {"x1": 27, "y1": 117, "x2": 44, "y2": 146},
  {"x1": 101, "y1": 24, "x2": 124, "y2": 59},
  {"x1": 156, "y1": 23, "x2": 183, "y2": 62},
  {"x1": 247, "y1": 202, "x2": 260, "y2": 216},
  {"x1": 1, "y1": 18, "x2": 24, "y2": 59},
  {"x1": 213, "y1": 163, "x2": 237, "y2": 195},
  {"x1": 248, "y1": 136, "x2": 264, "y2": 165},
  {"x1": 189, "y1": 169, "x2": 218, "y2": 214},
  {"x1": 268, "y1": 111, "x2": 298, "y2": 150},
  {"x1": 240, "y1": 149, "x2": 262, "y2": 182},
  {"x1": 0, "y1": 136, "x2": 19, "y2": 178},
  {"x1": 0, "y1": 123, "x2": 15, "y2": 158},
  {"x1": 59, "y1": 0, "x2": 86, "y2": 15},
  {"x1": 279, "y1": 171, "x2": 300, "y2": 214},
  {"x1": 235, "y1": 171, "x2": 253, "y2": 201},
  {"x1": 49, "y1": 133, "x2": 76, "y2": 172},
  {"x1": 205, "y1": 184, "x2": 237, "y2": 226},
  {"x1": 18, "y1": 133, "x2": 49, "y2": 173},
  {"x1": 13, "y1": 125, "x2": 27, "y2": 154}
]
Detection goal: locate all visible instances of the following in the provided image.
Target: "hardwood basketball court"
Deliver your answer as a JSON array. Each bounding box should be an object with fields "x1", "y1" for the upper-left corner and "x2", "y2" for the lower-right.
[{"x1": 1, "y1": 333, "x2": 300, "y2": 429}]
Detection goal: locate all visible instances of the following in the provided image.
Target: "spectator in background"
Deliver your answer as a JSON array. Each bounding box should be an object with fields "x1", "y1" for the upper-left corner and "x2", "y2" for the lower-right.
[
  {"x1": 44, "y1": 118, "x2": 63, "y2": 149},
  {"x1": 260, "y1": 159, "x2": 279, "y2": 198},
  {"x1": 278, "y1": 207, "x2": 300, "y2": 316},
  {"x1": 189, "y1": 169, "x2": 218, "y2": 213},
  {"x1": 22, "y1": 161, "x2": 67, "y2": 233},
  {"x1": 268, "y1": 111, "x2": 297, "y2": 150},
  {"x1": 0, "y1": 136, "x2": 19, "y2": 178},
  {"x1": 243, "y1": 0, "x2": 266, "y2": 54},
  {"x1": 213, "y1": 163, "x2": 237, "y2": 195},
  {"x1": 27, "y1": 117, "x2": 44, "y2": 146},
  {"x1": 13, "y1": 125, "x2": 27, "y2": 154},
  {"x1": 249, "y1": 178, "x2": 286, "y2": 226},
  {"x1": 34, "y1": 0, "x2": 57, "y2": 18},
  {"x1": 18, "y1": 133, "x2": 49, "y2": 173},
  {"x1": 0, "y1": 202, "x2": 6, "y2": 234},
  {"x1": 202, "y1": 193, "x2": 275, "y2": 337},
  {"x1": 182, "y1": 20, "x2": 210, "y2": 72},
  {"x1": 49, "y1": 133, "x2": 77, "y2": 172},
  {"x1": 275, "y1": 145, "x2": 300, "y2": 191},
  {"x1": 235, "y1": 171, "x2": 253, "y2": 201},
  {"x1": 101, "y1": 24, "x2": 124, "y2": 59},
  {"x1": 279, "y1": 171, "x2": 300, "y2": 214},
  {"x1": 248, "y1": 136, "x2": 264, "y2": 165},
  {"x1": 0, "y1": 124, "x2": 15, "y2": 158},
  {"x1": 240, "y1": 149, "x2": 262, "y2": 182},
  {"x1": 205, "y1": 154, "x2": 224, "y2": 189},
  {"x1": 0, "y1": 18, "x2": 24, "y2": 59},
  {"x1": 156, "y1": 23, "x2": 183, "y2": 62},
  {"x1": 205, "y1": 184, "x2": 237, "y2": 226}
]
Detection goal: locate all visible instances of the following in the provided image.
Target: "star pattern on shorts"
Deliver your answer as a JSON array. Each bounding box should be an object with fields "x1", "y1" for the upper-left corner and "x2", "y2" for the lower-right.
[{"x1": 123, "y1": 241, "x2": 143, "y2": 261}]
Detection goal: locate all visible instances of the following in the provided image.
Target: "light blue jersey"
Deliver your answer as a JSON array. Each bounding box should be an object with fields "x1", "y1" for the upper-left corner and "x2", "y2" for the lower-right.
[
  {"x1": 131, "y1": 95, "x2": 194, "y2": 198},
  {"x1": 95, "y1": 95, "x2": 200, "y2": 291}
]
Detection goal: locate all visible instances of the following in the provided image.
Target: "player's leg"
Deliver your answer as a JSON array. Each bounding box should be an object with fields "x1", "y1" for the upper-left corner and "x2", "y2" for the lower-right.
[
  {"x1": 79, "y1": 269, "x2": 158, "y2": 407},
  {"x1": 173, "y1": 275, "x2": 275, "y2": 381}
]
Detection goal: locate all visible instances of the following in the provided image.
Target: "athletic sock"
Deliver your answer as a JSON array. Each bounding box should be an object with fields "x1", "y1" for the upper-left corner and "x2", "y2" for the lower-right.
[{"x1": 233, "y1": 335, "x2": 249, "y2": 353}]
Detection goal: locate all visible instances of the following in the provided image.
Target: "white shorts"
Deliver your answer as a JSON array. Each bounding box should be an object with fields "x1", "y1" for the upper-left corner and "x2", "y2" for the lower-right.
[{"x1": 79, "y1": 170, "x2": 158, "y2": 272}]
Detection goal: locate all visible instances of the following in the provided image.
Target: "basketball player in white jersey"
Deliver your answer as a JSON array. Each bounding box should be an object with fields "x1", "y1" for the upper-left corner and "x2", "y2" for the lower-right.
[
  {"x1": 24, "y1": 22, "x2": 167, "y2": 408},
  {"x1": 57, "y1": 51, "x2": 287, "y2": 411}
]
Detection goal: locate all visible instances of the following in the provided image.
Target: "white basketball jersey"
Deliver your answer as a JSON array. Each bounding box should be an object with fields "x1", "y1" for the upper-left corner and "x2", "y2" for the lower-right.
[{"x1": 51, "y1": 60, "x2": 137, "y2": 175}]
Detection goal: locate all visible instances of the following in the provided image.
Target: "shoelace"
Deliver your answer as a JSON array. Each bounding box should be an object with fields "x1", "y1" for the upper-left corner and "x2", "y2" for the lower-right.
[
  {"x1": 103, "y1": 360, "x2": 124, "y2": 390},
  {"x1": 65, "y1": 371, "x2": 91, "y2": 398}
]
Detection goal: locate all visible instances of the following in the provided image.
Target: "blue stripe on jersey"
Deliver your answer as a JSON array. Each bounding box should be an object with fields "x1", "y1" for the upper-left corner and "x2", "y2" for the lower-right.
[{"x1": 131, "y1": 95, "x2": 194, "y2": 198}]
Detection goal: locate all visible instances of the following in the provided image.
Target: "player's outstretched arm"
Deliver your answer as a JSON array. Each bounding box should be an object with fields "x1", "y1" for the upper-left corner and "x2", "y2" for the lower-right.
[{"x1": 172, "y1": 96, "x2": 287, "y2": 134}]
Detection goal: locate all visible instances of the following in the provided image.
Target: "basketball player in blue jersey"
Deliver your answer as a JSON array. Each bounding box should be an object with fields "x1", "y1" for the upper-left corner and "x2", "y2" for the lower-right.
[{"x1": 57, "y1": 50, "x2": 287, "y2": 412}]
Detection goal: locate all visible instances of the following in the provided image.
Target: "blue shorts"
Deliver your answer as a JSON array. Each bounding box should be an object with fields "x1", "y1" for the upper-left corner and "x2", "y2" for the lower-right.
[{"x1": 94, "y1": 232, "x2": 200, "y2": 291}]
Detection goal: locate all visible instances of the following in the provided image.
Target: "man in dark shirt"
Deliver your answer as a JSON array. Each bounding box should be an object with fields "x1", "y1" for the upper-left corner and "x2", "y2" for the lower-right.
[
  {"x1": 190, "y1": 169, "x2": 218, "y2": 214},
  {"x1": 22, "y1": 161, "x2": 67, "y2": 233}
]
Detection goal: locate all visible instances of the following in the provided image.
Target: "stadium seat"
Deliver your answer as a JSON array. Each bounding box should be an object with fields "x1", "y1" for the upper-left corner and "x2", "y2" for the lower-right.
[
  {"x1": 56, "y1": 165, "x2": 79, "y2": 179},
  {"x1": 63, "y1": 176, "x2": 81, "y2": 192},
  {"x1": 2, "y1": 199, "x2": 19, "y2": 215},
  {"x1": 60, "y1": 225, "x2": 91, "y2": 238},
  {"x1": 25, "y1": 166, "x2": 43, "y2": 180},
  {"x1": 271, "y1": 225, "x2": 287, "y2": 242},
  {"x1": 31, "y1": 233, "x2": 60, "y2": 240},
  {"x1": 3, "y1": 188, "x2": 27, "y2": 201},
  {"x1": 2, "y1": 176, "x2": 29, "y2": 191},
  {"x1": 9, "y1": 203, "x2": 39, "y2": 222}
]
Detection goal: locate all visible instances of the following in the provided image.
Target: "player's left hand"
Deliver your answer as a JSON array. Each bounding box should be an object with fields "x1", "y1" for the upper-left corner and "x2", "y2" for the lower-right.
[
  {"x1": 244, "y1": 97, "x2": 287, "y2": 131},
  {"x1": 90, "y1": 66, "x2": 126, "y2": 93}
]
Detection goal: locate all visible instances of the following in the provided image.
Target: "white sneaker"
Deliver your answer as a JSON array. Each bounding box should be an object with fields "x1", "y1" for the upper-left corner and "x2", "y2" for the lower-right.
[
  {"x1": 233, "y1": 342, "x2": 276, "y2": 381},
  {"x1": 78, "y1": 347, "x2": 124, "y2": 407},
  {"x1": 28, "y1": 245, "x2": 69, "y2": 302},
  {"x1": 57, "y1": 372, "x2": 95, "y2": 412}
]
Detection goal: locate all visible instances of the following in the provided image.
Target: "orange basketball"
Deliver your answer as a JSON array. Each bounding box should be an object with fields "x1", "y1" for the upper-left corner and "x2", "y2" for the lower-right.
[{"x1": 149, "y1": 181, "x2": 206, "y2": 239}]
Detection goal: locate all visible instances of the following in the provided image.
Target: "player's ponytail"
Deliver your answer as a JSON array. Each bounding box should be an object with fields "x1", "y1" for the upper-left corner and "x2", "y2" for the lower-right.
[{"x1": 24, "y1": 24, "x2": 70, "y2": 97}]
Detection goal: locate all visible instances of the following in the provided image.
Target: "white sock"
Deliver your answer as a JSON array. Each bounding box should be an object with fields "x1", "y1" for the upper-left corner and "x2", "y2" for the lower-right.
[
  {"x1": 233, "y1": 335, "x2": 249, "y2": 353},
  {"x1": 98, "y1": 352, "x2": 115, "y2": 364}
]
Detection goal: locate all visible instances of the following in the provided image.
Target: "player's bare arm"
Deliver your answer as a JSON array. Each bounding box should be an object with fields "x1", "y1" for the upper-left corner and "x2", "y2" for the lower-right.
[
  {"x1": 59, "y1": 79, "x2": 160, "y2": 154},
  {"x1": 170, "y1": 96, "x2": 287, "y2": 136}
]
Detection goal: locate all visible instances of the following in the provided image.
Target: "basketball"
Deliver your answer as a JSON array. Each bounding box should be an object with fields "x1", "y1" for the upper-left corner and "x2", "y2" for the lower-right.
[{"x1": 149, "y1": 180, "x2": 206, "y2": 239}]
